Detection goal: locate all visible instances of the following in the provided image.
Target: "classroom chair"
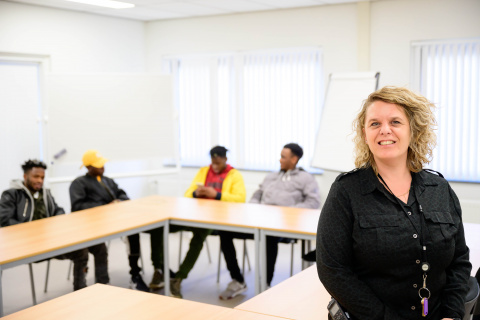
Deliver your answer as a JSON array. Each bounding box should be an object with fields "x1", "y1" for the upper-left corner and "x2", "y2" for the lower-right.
[{"x1": 464, "y1": 275, "x2": 479, "y2": 320}]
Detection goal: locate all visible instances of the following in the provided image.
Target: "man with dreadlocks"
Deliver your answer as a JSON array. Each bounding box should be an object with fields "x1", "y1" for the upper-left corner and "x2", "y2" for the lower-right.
[{"x1": 0, "y1": 159, "x2": 89, "y2": 291}]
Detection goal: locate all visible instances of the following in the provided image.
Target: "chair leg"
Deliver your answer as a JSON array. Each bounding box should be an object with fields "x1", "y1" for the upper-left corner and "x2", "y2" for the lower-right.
[
  {"x1": 290, "y1": 242, "x2": 294, "y2": 277},
  {"x1": 67, "y1": 260, "x2": 73, "y2": 280},
  {"x1": 44, "y1": 260, "x2": 51, "y2": 293},
  {"x1": 242, "y1": 240, "x2": 246, "y2": 277},
  {"x1": 217, "y1": 241, "x2": 222, "y2": 283},
  {"x1": 178, "y1": 231, "x2": 183, "y2": 268},
  {"x1": 139, "y1": 238, "x2": 145, "y2": 275},
  {"x1": 301, "y1": 240, "x2": 306, "y2": 270},
  {"x1": 205, "y1": 238, "x2": 212, "y2": 264},
  {"x1": 245, "y1": 241, "x2": 251, "y2": 271},
  {"x1": 28, "y1": 263, "x2": 37, "y2": 305}
]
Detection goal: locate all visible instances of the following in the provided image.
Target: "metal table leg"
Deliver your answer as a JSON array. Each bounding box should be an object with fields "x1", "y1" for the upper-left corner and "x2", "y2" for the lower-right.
[{"x1": 163, "y1": 221, "x2": 170, "y2": 296}]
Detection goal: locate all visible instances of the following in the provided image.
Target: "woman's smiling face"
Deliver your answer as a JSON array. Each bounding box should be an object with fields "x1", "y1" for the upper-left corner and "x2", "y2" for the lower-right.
[{"x1": 363, "y1": 100, "x2": 411, "y2": 165}]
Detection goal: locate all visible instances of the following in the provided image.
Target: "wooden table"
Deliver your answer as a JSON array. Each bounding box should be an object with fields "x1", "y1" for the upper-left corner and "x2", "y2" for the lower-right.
[
  {"x1": 0, "y1": 200, "x2": 170, "y2": 316},
  {"x1": 236, "y1": 265, "x2": 329, "y2": 320},
  {"x1": 2, "y1": 195, "x2": 477, "y2": 318},
  {"x1": 134, "y1": 196, "x2": 319, "y2": 295},
  {"x1": 2, "y1": 284, "x2": 281, "y2": 320}
]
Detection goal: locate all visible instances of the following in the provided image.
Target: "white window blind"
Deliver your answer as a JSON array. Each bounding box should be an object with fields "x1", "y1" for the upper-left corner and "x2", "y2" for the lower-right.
[
  {"x1": 412, "y1": 39, "x2": 480, "y2": 182},
  {"x1": 169, "y1": 48, "x2": 324, "y2": 172},
  {"x1": 177, "y1": 58, "x2": 212, "y2": 166}
]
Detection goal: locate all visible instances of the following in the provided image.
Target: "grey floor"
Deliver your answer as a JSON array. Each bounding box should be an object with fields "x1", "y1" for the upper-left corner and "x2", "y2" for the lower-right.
[{"x1": 2, "y1": 231, "x2": 314, "y2": 316}]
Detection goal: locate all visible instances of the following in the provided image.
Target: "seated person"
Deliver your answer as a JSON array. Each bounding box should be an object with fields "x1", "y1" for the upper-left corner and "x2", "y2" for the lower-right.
[
  {"x1": 70, "y1": 150, "x2": 149, "y2": 291},
  {"x1": 219, "y1": 143, "x2": 320, "y2": 300},
  {"x1": 0, "y1": 160, "x2": 88, "y2": 290},
  {"x1": 149, "y1": 146, "x2": 246, "y2": 298}
]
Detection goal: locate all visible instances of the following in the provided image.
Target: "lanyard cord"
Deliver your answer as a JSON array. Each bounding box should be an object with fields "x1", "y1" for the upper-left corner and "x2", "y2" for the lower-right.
[{"x1": 377, "y1": 174, "x2": 429, "y2": 270}]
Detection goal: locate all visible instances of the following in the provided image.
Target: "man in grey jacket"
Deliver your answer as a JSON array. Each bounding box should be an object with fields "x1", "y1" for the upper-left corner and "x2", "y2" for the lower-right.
[
  {"x1": 0, "y1": 160, "x2": 88, "y2": 290},
  {"x1": 219, "y1": 143, "x2": 320, "y2": 299}
]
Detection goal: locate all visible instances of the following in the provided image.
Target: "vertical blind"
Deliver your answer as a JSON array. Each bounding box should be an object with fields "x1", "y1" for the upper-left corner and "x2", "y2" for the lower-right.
[
  {"x1": 412, "y1": 39, "x2": 480, "y2": 182},
  {"x1": 169, "y1": 48, "x2": 324, "y2": 172}
]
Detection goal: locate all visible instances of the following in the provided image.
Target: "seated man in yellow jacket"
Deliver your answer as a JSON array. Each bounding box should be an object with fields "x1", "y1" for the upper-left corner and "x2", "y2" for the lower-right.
[{"x1": 149, "y1": 146, "x2": 246, "y2": 298}]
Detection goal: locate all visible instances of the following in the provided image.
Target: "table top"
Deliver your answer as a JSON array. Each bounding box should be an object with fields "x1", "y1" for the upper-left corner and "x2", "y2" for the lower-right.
[
  {"x1": 236, "y1": 265, "x2": 329, "y2": 320},
  {"x1": 0, "y1": 200, "x2": 169, "y2": 265},
  {"x1": 1, "y1": 195, "x2": 477, "y2": 272},
  {"x1": 1, "y1": 284, "x2": 281, "y2": 320},
  {"x1": 138, "y1": 195, "x2": 320, "y2": 235}
]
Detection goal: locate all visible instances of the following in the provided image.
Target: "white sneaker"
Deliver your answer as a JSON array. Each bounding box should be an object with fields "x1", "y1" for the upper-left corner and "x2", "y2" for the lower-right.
[{"x1": 219, "y1": 280, "x2": 247, "y2": 300}]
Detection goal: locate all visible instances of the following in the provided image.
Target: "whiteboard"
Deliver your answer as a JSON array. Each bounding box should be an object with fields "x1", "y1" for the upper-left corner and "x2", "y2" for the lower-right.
[
  {"x1": 46, "y1": 74, "x2": 174, "y2": 176},
  {"x1": 311, "y1": 72, "x2": 379, "y2": 172}
]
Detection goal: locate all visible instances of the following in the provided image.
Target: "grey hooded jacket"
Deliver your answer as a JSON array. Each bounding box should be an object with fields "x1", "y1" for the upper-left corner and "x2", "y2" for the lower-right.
[
  {"x1": 250, "y1": 167, "x2": 320, "y2": 209},
  {"x1": 0, "y1": 180, "x2": 64, "y2": 227}
]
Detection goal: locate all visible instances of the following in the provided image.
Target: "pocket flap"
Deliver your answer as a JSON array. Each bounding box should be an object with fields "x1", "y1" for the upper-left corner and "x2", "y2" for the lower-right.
[
  {"x1": 423, "y1": 211, "x2": 454, "y2": 224},
  {"x1": 359, "y1": 215, "x2": 399, "y2": 228}
]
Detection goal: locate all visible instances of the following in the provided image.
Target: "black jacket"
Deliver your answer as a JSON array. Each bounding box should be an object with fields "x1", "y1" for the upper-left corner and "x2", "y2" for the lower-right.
[
  {"x1": 317, "y1": 167, "x2": 471, "y2": 320},
  {"x1": 69, "y1": 174, "x2": 129, "y2": 212},
  {"x1": 0, "y1": 180, "x2": 64, "y2": 227}
]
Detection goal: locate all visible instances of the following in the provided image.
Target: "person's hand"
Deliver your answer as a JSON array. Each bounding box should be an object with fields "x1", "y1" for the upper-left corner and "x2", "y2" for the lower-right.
[
  {"x1": 195, "y1": 186, "x2": 206, "y2": 197},
  {"x1": 203, "y1": 186, "x2": 218, "y2": 199}
]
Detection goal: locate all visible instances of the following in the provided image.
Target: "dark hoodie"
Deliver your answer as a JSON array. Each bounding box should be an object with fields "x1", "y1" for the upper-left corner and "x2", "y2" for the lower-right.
[{"x1": 0, "y1": 180, "x2": 64, "y2": 227}]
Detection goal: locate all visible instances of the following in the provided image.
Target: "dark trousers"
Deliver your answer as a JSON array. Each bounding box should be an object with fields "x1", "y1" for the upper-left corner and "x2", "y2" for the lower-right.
[
  {"x1": 148, "y1": 226, "x2": 212, "y2": 279},
  {"x1": 127, "y1": 233, "x2": 141, "y2": 277},
  {"x1": 55, "y1": 249, "x2": 89, "y2": 290},
  {"x1": 87, "y1": 243, "x2": 109, "y2": 284},
  {"x1": 219, "y1": 231, "x2": 279, "y2": 285}
]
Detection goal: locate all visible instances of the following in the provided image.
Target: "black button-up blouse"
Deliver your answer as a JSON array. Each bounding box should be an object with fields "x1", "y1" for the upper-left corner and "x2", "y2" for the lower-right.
[{"x1": 316, "y1": 167, "x2": 471, "y2": 320}]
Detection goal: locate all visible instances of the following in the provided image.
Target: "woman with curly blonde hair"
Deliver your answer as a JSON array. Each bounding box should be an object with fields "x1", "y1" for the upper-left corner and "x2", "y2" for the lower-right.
[{"x1": 316, "y1": 86, "x2": 471, "y2": 320}]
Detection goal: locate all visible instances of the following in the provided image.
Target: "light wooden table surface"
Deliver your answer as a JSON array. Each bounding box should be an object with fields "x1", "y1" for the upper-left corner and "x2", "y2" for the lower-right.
[
  {"x1": 136, "y1": 195, "x2": 319, "y2": 235},
  {"x1": 2, "y1": 284, "x2": 282, "y2": 320},
  {"x1": 3, "y1": 195, "x2": 476, "y2": 318},
  {"x1": 236, "y1": 265, "x2": 329, "y2": 320},
  {"x1": 0, "y1": 200, "x2": 170, "y2": 266},
  {"x1": 0, "y1": 195, "x2": 320, "y2": 315}
]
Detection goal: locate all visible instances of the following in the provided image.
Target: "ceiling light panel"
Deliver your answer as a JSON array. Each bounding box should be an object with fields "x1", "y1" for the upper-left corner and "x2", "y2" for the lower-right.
[
  {"x1": 65, "y1": 0, "x2": 135, "y2": 9},
  {"x1": 189, "y1": 0, "x2": 273, "y2": 12},
  {"x1": 251, "y1": 0, "x2": 325, "y2": 8},
  {"x1": 148, "y1": 2, "x2": 227, "y2": 16}
]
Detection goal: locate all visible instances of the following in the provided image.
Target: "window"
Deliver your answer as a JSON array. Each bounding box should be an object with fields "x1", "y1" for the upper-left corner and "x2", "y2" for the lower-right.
[
  {"x1": 412, "y1": 38, "x2": 480, "y2": 182},
  {"x1": 167, "y1": 48, "x2": 324, "y2": 172}
]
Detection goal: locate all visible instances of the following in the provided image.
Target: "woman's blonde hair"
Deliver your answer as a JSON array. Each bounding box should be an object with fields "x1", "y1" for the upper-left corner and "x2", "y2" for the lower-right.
[{"x1": 353, "y1": 86, "x2": 437, "y2": 173}]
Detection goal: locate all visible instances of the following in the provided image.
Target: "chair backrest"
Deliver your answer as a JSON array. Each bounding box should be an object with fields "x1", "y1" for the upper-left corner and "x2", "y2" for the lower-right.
[
  {"x1": 464, "y1": 276, "x2": 480, "y2": 320},
  {"x1": 473, "y1": 268, "x2": 480, "y2": 319}
]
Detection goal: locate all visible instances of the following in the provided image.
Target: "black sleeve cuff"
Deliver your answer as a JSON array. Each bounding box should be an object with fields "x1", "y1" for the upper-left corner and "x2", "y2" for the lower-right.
[
  {"x1": 215, "y1": 192, "x2": 221, "y2": 200},
  {"x1": 193, "y1": 191, "x2": 197, "y2": 198}
]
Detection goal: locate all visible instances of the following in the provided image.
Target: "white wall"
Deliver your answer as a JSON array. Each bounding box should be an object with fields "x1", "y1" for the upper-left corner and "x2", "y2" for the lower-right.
[
  {"x1": 145, "y1": 0, "x2": 480, "y2": 223},
  {"x1": 0, "y1": 1, "x2": 149, "y2": 211},
  {"x1": 0, "y1": 1, "x2": 145, "y2": 73}
]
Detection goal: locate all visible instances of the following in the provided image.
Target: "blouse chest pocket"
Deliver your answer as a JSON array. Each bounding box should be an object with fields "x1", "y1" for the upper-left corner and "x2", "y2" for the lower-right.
[
  {"x1": 422, "y1": 211, "x2": 457, "y2": 250},
  {"x1": 358, "y1": 215, "x2": 401, "y2": 257}
]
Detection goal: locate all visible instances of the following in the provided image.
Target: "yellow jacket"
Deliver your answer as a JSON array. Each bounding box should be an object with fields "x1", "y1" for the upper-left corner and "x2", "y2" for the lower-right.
[{"x1": 184, "y1": 166, "x2": 246, "y2": 203}]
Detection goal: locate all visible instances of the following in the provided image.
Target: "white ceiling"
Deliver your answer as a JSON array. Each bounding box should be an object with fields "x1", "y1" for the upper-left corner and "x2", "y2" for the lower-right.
[{"x1": 6, "y1": 0, "x2": 383, "y2": 21}]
